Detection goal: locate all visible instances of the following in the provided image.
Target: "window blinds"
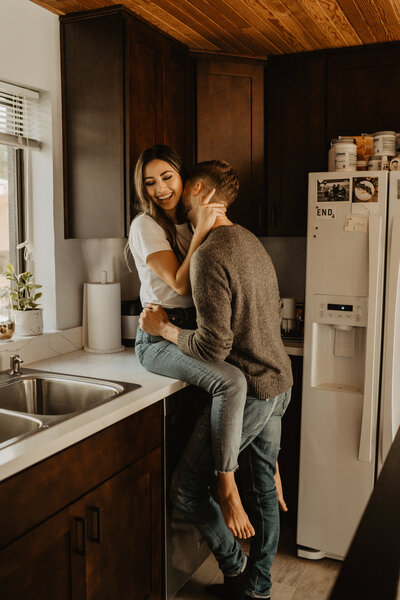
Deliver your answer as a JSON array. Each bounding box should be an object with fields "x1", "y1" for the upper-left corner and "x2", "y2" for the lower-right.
[{"x1": 0, "y1": 80, "x2": 41, "y2": 149}]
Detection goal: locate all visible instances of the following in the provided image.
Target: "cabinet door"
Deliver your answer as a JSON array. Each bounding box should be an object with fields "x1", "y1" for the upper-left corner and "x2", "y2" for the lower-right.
[
  {"x1": 161, "y1": 38, "x2": 190, "y2": 166},
  {"x1": 61, "y1": 11, "x2": 126, "y2": 239},
  {"x1": 125, "y1": 17, "x2": 191, "y2": 221},
  {"x1": 266, "y1": 54, "x2": 326, "y2": 236},
  {"x1": 326, "y1": 43, "x2": 400, "y2": 141},
  {"x1": 86, "y1": 447, "x2": 162, "y2": 600},
  {"x1": 196, "y1": 59, "x2": 265, "y2": 235},
  {"x1": 125, "y1": 16, "x2": 163, "y2": 177},
  {"x1": 0, "y1": 502, "x2": 86, "y2": 600}
]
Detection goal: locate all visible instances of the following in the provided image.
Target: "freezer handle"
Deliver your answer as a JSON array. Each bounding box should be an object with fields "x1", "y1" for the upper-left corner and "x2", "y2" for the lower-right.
[
  {"x1": 359, "y1": 215, "x2": 383, "y2": 462},
  {"x1": 381, "y1": 216, "x2": 400, "y2": 463}
]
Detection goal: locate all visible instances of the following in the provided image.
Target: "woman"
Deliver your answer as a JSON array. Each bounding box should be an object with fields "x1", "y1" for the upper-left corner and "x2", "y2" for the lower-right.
[{"x1": 129, "y1": 144, "x2": 254, "y2": 539}]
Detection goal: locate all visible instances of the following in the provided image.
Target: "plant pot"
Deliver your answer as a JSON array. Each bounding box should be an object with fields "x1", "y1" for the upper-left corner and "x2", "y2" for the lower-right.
[{"x1": 14, "y1": 309, "x2": 43, "y2": 336}]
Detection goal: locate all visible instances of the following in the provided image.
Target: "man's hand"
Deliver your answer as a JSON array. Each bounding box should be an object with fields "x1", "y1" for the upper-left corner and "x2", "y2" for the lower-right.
[
  {"x1": 139, "y1": 304, "x2": 169, "y2": 336},
  {"x1": 139, "y1": 304, "x2": 181, "y2": 344}
]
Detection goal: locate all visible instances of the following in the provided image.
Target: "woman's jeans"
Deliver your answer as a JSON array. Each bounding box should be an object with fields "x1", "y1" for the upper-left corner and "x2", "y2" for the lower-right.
[
  {"x1": 135, "y1": 322, "x2": 247, "y2": 472},
  {"x1": 170, "y1": 388, "x2": 292, "y2": 598}
]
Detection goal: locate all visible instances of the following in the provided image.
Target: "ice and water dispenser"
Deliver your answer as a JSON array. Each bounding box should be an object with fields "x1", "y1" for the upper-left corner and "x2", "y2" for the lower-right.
[{"x1": 310, "y1": 294, "x2": 368, "y2": 394}]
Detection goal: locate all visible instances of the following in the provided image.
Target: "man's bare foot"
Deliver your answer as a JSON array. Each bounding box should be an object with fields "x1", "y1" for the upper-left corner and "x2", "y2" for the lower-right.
[{"x1": 217, "y1": 472, "x2": 255, "y2": 539}]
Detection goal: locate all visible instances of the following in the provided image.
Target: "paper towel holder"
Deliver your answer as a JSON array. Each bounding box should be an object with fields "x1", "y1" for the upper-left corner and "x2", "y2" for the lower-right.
[{"x1": 82, "y1": 274, "x2": 125, "y2": 354}]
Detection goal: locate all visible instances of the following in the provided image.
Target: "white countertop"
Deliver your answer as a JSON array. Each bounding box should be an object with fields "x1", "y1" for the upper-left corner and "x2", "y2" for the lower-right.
[
  {"x1": 283, "y1": 340, "x2": 303, "y2": 357},
  {"x1": 0, "y1": 342, "x2": 303, "y2": 482},
  {"x1": 0, "y1": 348, "x2": 186, "y2": 482}
]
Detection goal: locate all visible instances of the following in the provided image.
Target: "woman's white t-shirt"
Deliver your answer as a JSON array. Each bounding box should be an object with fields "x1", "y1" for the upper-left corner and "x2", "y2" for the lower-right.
[{"x1": 129, "y1": 213, "x2": 194, "y2": 308}]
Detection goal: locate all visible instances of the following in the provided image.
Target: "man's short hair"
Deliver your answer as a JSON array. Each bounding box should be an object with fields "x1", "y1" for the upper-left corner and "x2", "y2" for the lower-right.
[{"x1": 188, "y1": 160, "x2": 239, "y2": 207}]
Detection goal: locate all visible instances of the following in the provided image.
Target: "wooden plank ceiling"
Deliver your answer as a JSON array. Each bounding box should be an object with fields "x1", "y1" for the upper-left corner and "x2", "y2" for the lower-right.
[{"x1": 29, "y1": 0, "x2": 400, "y2": 58}]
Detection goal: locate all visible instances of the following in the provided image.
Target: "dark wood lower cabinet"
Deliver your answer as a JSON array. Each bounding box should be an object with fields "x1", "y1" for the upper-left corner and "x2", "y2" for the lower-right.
[{"x1": 0, "y1": 403, "x2": 163, "y2": 600}]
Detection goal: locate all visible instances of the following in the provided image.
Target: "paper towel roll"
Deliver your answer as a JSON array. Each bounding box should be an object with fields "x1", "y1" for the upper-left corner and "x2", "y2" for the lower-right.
[{"x1": 83, "y1": 282, "x2": 125, "y2": 353}]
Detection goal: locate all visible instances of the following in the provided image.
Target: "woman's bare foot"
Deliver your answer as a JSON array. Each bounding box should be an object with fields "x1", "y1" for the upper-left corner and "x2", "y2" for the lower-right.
[
  {"x1": 217, "y1": 472, "x2": 255, "y2": 539},
  {"x1": 274, "y1": 462, "x2": 288, "y2": 512}
]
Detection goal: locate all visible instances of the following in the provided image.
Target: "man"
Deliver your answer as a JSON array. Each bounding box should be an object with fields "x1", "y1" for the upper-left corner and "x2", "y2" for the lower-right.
[{"x1": 140, "y1": 160, "x2": 293, "y2": 600}]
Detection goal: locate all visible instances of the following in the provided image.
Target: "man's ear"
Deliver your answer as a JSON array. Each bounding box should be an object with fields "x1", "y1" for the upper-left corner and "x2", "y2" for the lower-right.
[{"x1": 192, "y1": 180, "x2": 203, "y2": 196}]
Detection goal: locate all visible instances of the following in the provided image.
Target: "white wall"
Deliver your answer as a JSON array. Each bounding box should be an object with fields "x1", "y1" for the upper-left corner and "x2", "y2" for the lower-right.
[{"x1": 0, "y1": 0, "x2": 139, "y2": 331}]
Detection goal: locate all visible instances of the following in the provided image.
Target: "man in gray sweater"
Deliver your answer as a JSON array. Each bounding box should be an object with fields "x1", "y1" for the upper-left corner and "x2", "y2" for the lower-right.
[{"x1": 140, "y1": 160, "x2": 293, "y2": 600}]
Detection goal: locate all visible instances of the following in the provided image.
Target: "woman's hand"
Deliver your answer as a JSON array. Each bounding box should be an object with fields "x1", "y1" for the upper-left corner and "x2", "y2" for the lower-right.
[
  {"x1": 195, "y1": 188, "x2": 226, "y2": 236},
  {"x1": 145, "y1": 188, "x2": 226, "y2": 298}
]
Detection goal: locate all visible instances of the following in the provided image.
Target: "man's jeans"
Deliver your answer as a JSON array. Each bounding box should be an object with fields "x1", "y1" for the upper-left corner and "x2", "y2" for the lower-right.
[
  {"x1": 135, "y1": 326, "x2": 247, "y2": 472},
  {"x1": 170, "y1": 388, "x2": 292, "y2": 598}
]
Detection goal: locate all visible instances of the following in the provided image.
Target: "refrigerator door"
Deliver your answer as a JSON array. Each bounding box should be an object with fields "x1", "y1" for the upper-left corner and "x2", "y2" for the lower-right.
[
  {"x1": 298, "y1": 172, "x2": 388, "y2": 559},
  {"x1": 379, "y1": 172, "x2": 400, "y2": 469}
]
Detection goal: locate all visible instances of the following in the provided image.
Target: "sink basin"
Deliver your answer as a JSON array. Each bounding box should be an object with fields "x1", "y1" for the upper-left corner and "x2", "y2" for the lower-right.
[
  {"x1": 0, "y1": 412, "x2": 43, "y2": 446},
  {"x1": 0, "y1": 369, "x2": 141, "y2": 449},
  {"x1": 0, "y1": 374, "x2": 123, "y2": 415}
]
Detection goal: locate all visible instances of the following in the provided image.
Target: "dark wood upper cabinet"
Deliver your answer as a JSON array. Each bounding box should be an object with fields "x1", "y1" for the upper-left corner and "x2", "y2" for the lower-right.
[
  {"x1": 61, "y1": 10, "x2": 125, "y2": 239},
  {"x1": 265, "y1": 42, "x2": 400, "y2": 236},
  {"x1": 196, "y1": 58, "x2": 265, "y2": 235},
  {"x1": 61, "y1": 7, "x2": 191, "y2": 239},
  {"x1": 266, "y1": 53, "x2": 326, "y2": 236},
  {"x1": 326, "y1": 42, "x2": 400, "y2": 141}
]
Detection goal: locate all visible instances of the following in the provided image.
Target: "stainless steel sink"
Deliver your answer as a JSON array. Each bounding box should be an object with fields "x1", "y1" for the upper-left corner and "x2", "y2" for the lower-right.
[
  {"x1": 0, "y1": 368, "x2": 141, "y2": 449},
  {"x1": 0, "y1": 374, "x2": 124, "y2": 415},
  {"x1": 0, "y1": 412, "x2": 44, "y2": 445}
]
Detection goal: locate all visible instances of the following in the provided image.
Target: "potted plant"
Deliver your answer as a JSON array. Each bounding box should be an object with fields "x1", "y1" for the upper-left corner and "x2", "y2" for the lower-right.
[{"x1": 2, "y1": 263, "x2": 43, "y2": 336}]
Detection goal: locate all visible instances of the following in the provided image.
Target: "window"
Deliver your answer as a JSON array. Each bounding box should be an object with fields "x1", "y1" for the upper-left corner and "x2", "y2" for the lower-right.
[
  {"x1": 0, "y1": 81, "x2": 40, "y2": 287},
  {"x1": 0, "y1": 145, "x2": 24, "y2": 286}
]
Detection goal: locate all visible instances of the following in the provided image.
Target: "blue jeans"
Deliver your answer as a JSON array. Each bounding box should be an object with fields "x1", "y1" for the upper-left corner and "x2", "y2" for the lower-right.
[
  {"x1": 135, "y1": 326, "x2": 247, "y2": 472},
  {"x1": 170, "y1": 388, "x2": 292, "y2": 598}
]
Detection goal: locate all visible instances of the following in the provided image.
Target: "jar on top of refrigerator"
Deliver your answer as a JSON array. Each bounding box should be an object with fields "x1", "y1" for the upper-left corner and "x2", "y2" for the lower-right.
[
  {"x1": 328, "y1": 138, "x2": 357, "y2": 171},
  {"x1": 372, "y1": 131, "x2": 396, "y2": 156}
]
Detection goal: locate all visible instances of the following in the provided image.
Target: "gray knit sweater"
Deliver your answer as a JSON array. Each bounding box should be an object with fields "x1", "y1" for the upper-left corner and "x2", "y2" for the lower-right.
[{"x1": 178, "y1": 225, "x2": 293, "y2": 399}]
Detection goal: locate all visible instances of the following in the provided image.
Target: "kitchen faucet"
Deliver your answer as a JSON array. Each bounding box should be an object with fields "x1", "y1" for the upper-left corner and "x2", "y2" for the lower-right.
[{"x1": 9, "y1": 354, "x2": 23, "y2": 375}]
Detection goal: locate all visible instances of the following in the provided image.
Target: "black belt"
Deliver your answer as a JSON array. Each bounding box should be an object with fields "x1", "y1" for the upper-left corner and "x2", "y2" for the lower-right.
[{"x1": 164, "y1": 306, "x2": 196, "y2": 329}]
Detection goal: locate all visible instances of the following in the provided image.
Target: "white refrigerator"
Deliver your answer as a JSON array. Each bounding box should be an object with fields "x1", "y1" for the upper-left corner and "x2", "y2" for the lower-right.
[{"x1": 297, "y1": 170, "x2": 400, "y2": 560}]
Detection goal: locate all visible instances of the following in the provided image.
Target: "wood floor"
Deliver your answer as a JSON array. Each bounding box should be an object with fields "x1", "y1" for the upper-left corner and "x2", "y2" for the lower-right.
[{"x1": 174, "y1": 516, "x2": 400, "y2": 600}]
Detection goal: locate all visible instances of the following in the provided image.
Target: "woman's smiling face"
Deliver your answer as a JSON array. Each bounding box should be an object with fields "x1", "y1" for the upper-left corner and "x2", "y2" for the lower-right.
[{"x1": 143, "y1": 159, "x2": 183, "y2": 219}]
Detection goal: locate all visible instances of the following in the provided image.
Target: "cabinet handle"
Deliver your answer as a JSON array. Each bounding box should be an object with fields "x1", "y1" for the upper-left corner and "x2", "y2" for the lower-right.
[
  {"x1": 88, "y1": 505, "x2": 102, "y2": 544},
  {"x1": 73, "y1": 516, "x2": 87, "y2": 556}
]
